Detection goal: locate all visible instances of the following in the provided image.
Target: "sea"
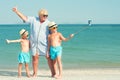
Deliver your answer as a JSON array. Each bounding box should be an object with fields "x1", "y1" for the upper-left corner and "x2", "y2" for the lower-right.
[{"x1": 0, "y1": 24, "x2": 120, "y2": 70}]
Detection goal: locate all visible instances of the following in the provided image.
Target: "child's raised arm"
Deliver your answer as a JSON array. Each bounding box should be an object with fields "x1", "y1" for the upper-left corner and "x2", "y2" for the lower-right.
[
  {"x1": 60, "y1": 33, "x2": 74, "y2": 41},
  {"x1": 6, "y1": 39, "x2": 21, "y2": 44}
]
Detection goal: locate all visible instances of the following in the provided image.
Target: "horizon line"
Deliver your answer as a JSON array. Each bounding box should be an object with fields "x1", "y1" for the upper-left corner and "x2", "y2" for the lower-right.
[{"x1": 0, "y1": 23, "x2": 120, "y2": 25}]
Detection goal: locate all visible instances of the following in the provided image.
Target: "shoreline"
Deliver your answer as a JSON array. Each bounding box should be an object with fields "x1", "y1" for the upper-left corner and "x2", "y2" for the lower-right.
[{"x1": 0, "y1": 68, "x2": 120, "y2": 80}]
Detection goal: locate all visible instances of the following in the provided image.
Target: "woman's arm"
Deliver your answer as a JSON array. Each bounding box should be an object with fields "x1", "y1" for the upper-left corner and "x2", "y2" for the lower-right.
[
  {"x1": 12, "y1": 7, "x2": 27, "y2": 22},
  {"x1": 46, "y1": 35, "x2": 51, "y2": 58}
]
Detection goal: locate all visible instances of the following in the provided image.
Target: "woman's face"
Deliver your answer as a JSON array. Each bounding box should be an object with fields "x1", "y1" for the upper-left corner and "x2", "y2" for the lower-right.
[{"x1": 39, "y1": 14, "x2": 48, "y2": 22}]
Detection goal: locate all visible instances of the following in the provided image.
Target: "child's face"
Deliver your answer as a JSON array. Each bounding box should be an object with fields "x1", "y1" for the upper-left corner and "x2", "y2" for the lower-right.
[
  {"x1": 21, "y1": 34, "x2": 28, "y2": 39},
  {"x1": 49, "y1": 27, "x2": 57, "y2": 33},
  {"x1": 49, "y1": 27, "x2": 57, "y2": 31}
]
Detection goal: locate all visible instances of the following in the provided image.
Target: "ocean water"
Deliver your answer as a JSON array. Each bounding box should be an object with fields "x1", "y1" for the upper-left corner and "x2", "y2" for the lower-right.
[{"x1": 0, "y1": 24, "x2": 120, "y2": 69}]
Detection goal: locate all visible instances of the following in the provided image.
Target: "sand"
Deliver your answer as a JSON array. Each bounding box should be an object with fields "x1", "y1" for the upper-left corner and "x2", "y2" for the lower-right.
[{"x1": 0, "y1": 68, "x2": 120, "y2": 80}]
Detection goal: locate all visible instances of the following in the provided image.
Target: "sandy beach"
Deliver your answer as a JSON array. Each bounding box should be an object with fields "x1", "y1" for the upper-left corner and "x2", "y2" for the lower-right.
[{"x1": 0, "y1": 68, "x2": 120, "y2": 80}]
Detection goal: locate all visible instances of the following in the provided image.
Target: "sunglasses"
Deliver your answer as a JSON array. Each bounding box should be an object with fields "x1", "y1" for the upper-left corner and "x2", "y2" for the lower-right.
[
  {"x1": 49, "y1": 27, "x2": 57, "y2": 30},
  {"x1": 43, "y1": 15, "x2": 48, "y2": 17},
  {"x1": 21, "y1": 34, "x2": 28, "y2": 37}
]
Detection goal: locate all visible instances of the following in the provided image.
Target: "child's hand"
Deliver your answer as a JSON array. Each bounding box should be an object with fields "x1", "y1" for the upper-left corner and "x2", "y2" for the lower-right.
[
  {"x1": 6, "y1": 39, "x2": 10, "y2": 44},
  {"x1": 70, "y1": 34, "x2": 74, "y2": 38}
]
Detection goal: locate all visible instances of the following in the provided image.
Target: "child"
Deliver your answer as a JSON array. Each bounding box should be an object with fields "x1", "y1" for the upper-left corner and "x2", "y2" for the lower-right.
[
  {"x1": 46, "y1": 22, "x2": 74, "y2": 79},
  {"x1": 6, "y1": 29, "x2": 31, "y2": 78}
]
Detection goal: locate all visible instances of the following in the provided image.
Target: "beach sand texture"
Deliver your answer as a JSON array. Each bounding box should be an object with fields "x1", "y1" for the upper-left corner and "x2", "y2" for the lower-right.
[{"x1": 0, "y1": 69, "x2": 120, "y2": 80}]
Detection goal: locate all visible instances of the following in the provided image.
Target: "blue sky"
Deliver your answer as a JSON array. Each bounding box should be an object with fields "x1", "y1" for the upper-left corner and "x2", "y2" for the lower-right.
[{"x1": 0, "y1": 0, "x2": 120, "y2": 24}]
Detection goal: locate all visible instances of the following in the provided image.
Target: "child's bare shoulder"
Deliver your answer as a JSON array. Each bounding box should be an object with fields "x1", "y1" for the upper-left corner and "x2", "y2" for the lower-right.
[
  {"x1": 57, "y1": 32, "x2": 62, "y2": 36},
  {"x1": 57, "y1": 32, "x2": 62, "y2": 34},
  {"x1": 21, "y1": 39, "x2": 29, "y2": 42},
  {"x1": 18, "y1": 39, "x2": 22, "y2": 41},
  {"x1": 48, "y1": 34, "x2": 51, "y2": 37},
  {"x1": 48, "y1": 34, "x2": 51, "y2": 38}
]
